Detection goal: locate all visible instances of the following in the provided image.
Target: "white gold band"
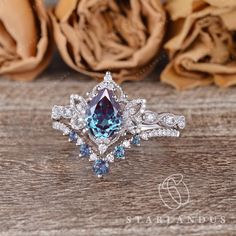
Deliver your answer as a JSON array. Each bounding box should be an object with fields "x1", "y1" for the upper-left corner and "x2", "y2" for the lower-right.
[{"x1": 51, "y1": 72, "x2": 186, "y2": 177}]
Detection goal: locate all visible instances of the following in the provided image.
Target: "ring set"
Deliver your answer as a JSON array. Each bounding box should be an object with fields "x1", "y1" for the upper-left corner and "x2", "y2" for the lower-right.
[{"x1": 51, "y1": 72, "x2": 185, "y2": 178}]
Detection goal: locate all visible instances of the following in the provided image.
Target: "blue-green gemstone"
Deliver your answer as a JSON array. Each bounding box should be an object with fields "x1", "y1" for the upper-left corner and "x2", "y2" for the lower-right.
[
  {"x1": 131, "y1": 135, "x2": 141, "y2": 145},
  {"x1": 86, "y1": 88, "x2": 122, "y2": 139},
  {"x1": 114, "y1": 146, "x2": 125, "y2": 159},
  {"x1": 93, "y1": 160, "x2": 109, "y2": 176},
  {"x1": 80, "y1": 144, "x2": 90, "y2": 157}
]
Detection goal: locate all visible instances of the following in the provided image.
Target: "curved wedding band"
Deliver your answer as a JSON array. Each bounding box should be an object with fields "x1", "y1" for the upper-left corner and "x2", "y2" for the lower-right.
[{"x1": 51, "y1": 72, "x2": 186, "y2": 177}]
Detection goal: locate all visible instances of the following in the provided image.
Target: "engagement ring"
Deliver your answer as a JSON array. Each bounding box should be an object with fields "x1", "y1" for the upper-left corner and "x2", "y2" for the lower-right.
[{"x1": 51, "y1": 72, "x2": 185, "y2": 178}]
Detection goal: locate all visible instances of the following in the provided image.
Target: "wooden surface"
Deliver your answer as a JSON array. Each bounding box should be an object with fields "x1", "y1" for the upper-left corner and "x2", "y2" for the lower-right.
[{"x1": 0, "y1": 70, "x2": 236, "y2": 236}]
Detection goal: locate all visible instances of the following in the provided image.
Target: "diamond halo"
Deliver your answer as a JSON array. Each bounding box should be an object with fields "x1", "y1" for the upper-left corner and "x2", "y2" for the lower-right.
[{"x1": 51, "y1": 72, "x2": 186, "y2": 178}]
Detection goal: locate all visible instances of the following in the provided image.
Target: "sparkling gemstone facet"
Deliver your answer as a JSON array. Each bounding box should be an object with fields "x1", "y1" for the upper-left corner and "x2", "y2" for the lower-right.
[
  {"x1": 98, "y1": 144, "x2": 108, "y2": 154},
  {"x1": 106, "y1": 153, "x2": 114, "y2": 162},
  {"x1": 89, "y1": 153, "x2": 98, "y2": 161},
  {"x1": 80, "y1": 144, "x2": 90, "y2": 157},
  {"x1": 93, "y1": 160, "x2": 109, "y2": 176},
  {"x1": 69, "y1": 131, "x2": 78, "y2": 142},
  {"x1": 86, "y1": 88, "x2": 122, "y2": 139},
  {"x1": 114, "y1": 146, "x2": 125, "y2": 159},
  {"x1": 131, "y1": 135, "x2": 141, "y2": 145},
  {"x1": 123, "y1": 140, "x2": 131, "y2": 148}
]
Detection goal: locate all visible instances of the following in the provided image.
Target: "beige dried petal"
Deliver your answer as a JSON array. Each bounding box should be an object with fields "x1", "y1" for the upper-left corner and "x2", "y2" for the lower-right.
[
  {"x1": 220, "y1": 9, "x2": 236, "y2": 30},
  {"x1": 161, "y1": 63, "x2": 213, "y2": 90},
  {"x1": 165, "y1": 0, "x2": 207, "y2": 20},
  {"x1": 0, "y1": 0, "x2": 37, "y2": 58},
  {"x1": 162, "y1": 0, "x2": 236, "y2": 89},
  {"x1": 0, "y1": 21, "x2": 16, "y2": 54},
  {"x1": 55, "y1": 0, "x2": 77, "y2": 22},
  {"x1": 205, "y1": 0, "x2": 236, "y2": 8},
  {"x1": 214, "y1": 74, "x2": 236, "y2": 87},
  {"x1": 0, "y1": 0, "x2": 52, "y2": 81},
  {"x1": 51, "y1": 0, "x2": 166, "y2": 82}
]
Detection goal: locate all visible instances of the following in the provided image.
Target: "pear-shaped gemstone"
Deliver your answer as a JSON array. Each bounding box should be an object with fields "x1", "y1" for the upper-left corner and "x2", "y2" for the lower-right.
[{"x1": 86, "y1": 88, "x2": 122, "y2": 139}]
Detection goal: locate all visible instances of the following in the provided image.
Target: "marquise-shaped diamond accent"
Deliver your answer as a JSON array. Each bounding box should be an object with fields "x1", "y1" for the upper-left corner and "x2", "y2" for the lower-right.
[
  {"x1": 51, "y1": 72, "x2": 186, "y2": 178},
  {"x1": 86, "y1": 88, "x2": 122, "y2": 139}
]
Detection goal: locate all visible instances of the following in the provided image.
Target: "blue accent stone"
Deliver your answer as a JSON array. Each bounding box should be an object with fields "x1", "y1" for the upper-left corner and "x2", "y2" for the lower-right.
[
  {"x1": 93, "y1": 160, "x2": 109, "y2": 176},
  {"x1": 114, "y1": 145, "x2": 125, "y2": 159},
  {"x1": 86, "y1": 88, "x2": 122, "y2": 139},
  {"x1": 69, "y1": 131, "x2": 78, "y2": 142},
  {"x1": 80, "y1": 144, "x2": 90, "y2": 157},
  {"x1": 131, "y1": 135, "x2": 141, "y2": 145}
]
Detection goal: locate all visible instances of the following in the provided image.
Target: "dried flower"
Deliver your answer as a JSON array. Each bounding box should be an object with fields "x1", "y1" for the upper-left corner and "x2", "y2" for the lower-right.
[
  {"x1": 161, "y1": 0, "x2": 236, "y2": 89},
  {"x1": 50, "y1": 0, "x2": 166, "y2": 82},
  {"x1": 0, "y1": 0, "x2": 52, "y2": 81}
]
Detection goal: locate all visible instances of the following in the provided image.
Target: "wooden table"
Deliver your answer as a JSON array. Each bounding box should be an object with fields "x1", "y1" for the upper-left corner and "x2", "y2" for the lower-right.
[{"x1": 0, "y1": 69, "x2": 235, "y2": 236}]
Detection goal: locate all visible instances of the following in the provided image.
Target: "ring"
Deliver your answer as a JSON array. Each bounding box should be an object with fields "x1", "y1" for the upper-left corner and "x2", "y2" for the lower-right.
[{"x1": 51, "y1": 72, "x2": 186, "y2": 178}]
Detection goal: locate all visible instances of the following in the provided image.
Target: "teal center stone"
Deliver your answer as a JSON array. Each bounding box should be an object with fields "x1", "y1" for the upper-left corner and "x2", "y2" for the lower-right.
[{"x1": 86, "y1": 88, "x2": 122, "y2": 139}]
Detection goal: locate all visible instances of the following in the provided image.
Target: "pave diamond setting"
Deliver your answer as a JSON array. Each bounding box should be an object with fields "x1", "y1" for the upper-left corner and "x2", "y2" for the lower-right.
[{"x1": 51, "y1": 72, "x2": 186, "y2": 178}]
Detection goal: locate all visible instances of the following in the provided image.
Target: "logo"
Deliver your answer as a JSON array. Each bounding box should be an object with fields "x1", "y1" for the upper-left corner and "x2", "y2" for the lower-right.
[{"x1": 158, "y1": 173, "x2": 190, "y2": 209}]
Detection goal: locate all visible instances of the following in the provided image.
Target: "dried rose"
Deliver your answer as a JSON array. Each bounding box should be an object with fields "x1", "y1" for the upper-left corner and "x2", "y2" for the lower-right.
[
  {"x1": 0, "y1": 0, "x2": 52, "y2": 81},
  {"x1": 161, "y1": 0, "x2": 236, "y2": 89},
  {"x1": 50, "y1": 0, "x2": 166, "y2": 82}
]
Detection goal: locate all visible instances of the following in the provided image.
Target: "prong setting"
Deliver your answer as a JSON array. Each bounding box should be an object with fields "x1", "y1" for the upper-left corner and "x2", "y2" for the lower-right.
[{"x1": 51, "y1": 71, "x2": 185, "y2": 177}]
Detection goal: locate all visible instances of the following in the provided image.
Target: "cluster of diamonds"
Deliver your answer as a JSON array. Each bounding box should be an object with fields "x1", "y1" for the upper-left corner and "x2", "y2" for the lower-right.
[{"x1": 51, "y1": 72, "x2": 185, "y2": 178}]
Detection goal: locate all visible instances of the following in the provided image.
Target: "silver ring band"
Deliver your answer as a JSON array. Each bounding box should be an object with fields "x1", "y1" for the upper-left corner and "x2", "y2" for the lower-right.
[{"x1": 51, "y1": 72, "x2": 186, "y2": 177}]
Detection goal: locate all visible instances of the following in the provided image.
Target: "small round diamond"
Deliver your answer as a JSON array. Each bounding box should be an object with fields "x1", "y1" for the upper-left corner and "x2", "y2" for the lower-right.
[
  {"x1": 123, "y1": 140, "x2": 131, "y2": 148},
  {"x1": 161, "y1": 129, "x2": 167, "y2": 136},
  {"x1": 106, "y1": 153, "x2": 114, "y2": 163},
  {"x1": 143, "y1": 111, "x2": 157, "y2": 124},
  {"x1": 129, "y1": 108, "x2": 136, "y2": 115},
  {"x1": 76, "y1": 137, "x2": 83, "y2": 145},
  {"x1": 141, "y1": 133, "x2": 148, "y2": 140},
  {"x1": 107, "y1": 83, "x2": 114, "y2": 90},
  {"x1": 104, "y1": 71, "x2": 112, "y2": 82},
  {"x1": 71, "y1": 117, "x2": 85, "y2": 130},
  {"x1": 164, "y1": 115, "x2": 176, "y2": 126},
  {"x1": 89, "y1": 153, "x2": 98, "y2": 161},
  {"x1": 98, "y1": 144, "x2": 108, "y2": 154},
  {"x1": 76, "y1": 103, "x2": 86, "y2": 114},
  {"x1": 63, "y1": 106, "x2": 74, "y2": 118},
  {"x1": 51, "y1": 106, "x2": 62, "y2": 119},
  {"x1": 177, "y1": 116, "x2": 186, "y2": 129}
]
